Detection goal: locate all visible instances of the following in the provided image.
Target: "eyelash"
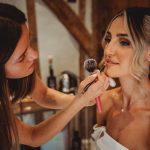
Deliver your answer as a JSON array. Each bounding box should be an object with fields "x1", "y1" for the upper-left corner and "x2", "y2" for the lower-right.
[
  {"x1": 104, "y1": 37, "x2": 111, "y2": 43},
  {"x1": 18, "y1": 54, "x2": 26, "y2": 62},
  {"x1": 119, "y1": 39, "x2": 130, "y2": 46},
  {"x1": 104, "y1": 37, "x2": 130, "y2": 47},
  {"x1": 19, "y1": 57, "x2": 24, "y2": 62}
]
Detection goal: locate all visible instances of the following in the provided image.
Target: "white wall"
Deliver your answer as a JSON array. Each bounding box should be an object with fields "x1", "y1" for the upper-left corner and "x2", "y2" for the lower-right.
[
  {"x1": 0, "y1": 0, "x2": 27, "y2": 13},
  {"x1": 36, "y1": 0, "x2": 80, "y2": 84}
]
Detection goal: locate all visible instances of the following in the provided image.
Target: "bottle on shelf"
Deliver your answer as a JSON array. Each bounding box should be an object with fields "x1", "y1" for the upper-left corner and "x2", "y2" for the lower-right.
[
  {"x1": 59, "y1": 71, "x2": 78, "y2": 94},
  {"x1": 71, "y1": 130, "x2": 81, "y2": 150},
  {"x1": 47, "y1": 55, "x2": 57, "y2": 89},
  {"x1": 61, "y1": 73, "x2": 70, "y2": 93}
]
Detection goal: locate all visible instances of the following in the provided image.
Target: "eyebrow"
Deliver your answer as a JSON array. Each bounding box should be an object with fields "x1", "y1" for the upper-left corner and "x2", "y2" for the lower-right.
[
  {"x1": 106, "y1": 31, "x2": 128, "y2": 37},
  {"x1": 116, "y1": 33, "x2": 128, "y2": 37}
]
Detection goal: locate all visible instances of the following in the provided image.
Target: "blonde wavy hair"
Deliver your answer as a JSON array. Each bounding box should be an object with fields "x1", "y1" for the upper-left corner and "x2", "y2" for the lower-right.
[{"x1": 101, "y1": 7, "x2": 150, "y2": 83}]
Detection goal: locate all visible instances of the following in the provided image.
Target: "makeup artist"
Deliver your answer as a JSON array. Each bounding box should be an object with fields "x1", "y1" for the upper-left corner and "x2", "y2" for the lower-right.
[{"x1": 0, "y1": 3, "x2": 107, "y2": 150}]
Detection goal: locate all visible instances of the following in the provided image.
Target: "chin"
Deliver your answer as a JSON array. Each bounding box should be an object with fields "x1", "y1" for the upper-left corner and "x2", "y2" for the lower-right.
[
  {"x1": 24, "y1": 71, "x2": 34, "y2": 77},
  {"x1": 105, "y1": 70, "x2": 112, "y2": 76},
  {"x1": 105, "y1": 70, "x2": 119, "y2": 78},
  {"x1": 6, "y1": 70, "x2": 34, "y2": 79}
]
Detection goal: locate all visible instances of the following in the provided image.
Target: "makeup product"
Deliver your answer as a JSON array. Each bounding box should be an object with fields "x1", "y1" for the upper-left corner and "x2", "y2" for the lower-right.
[{"x1": 83, "y1": 58, "x2": 116, "y2": 112}]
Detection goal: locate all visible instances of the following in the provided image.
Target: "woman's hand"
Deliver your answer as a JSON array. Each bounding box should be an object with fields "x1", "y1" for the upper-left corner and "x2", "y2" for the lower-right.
[{"x1": 75, "y1": 71, "x2": 110, "y2": 107}]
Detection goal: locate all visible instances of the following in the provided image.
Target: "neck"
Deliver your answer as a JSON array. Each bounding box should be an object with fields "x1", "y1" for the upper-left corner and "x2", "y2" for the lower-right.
[{"x1": 119, "y1": 76, "x2": 150, "y2": 111}]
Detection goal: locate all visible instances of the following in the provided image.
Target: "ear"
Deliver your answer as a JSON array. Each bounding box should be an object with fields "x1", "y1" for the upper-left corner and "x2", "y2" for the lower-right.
[{"x1": 146, "y1": 48, "x2": 150, "y2": 62}]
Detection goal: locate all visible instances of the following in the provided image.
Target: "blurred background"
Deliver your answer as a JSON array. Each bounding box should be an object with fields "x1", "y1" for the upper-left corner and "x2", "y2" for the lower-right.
[{"x1": 1, "y1": 0, "x2": 149, "y2": 150}]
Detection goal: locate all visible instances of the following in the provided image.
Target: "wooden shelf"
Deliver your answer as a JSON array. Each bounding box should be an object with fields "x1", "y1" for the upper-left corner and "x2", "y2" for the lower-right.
[{"x1": 12, "y1": 97, "x2": 50, "y2": 115}]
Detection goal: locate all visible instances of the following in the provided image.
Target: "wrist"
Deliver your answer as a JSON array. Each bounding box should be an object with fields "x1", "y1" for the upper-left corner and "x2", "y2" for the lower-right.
[{"x1": 72, "y1": 95, "x2": 86, "y2": 110}]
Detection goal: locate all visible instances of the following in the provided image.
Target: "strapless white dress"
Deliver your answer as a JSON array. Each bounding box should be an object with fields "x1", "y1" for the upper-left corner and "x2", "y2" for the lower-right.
[{"x1": 91, "y1": 125, "x2": 129, "y2": 150}]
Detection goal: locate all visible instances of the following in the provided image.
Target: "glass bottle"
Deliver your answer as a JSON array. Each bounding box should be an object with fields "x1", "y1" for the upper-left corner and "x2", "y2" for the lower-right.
[{"x1": 47, "y1": 56, "x2": 57, "y2": 89}]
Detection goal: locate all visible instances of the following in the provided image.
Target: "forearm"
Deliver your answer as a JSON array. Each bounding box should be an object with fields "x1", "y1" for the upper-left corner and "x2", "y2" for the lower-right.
[
  {"x1": 34, "y1": 88, "x2": 75, "y2": 109},
  {"x1": 29, "y1": 97, "x2": 83, "y2": 147},
  {"x1": 30, "y1": 74, "x2": 75, "y2": 109}
]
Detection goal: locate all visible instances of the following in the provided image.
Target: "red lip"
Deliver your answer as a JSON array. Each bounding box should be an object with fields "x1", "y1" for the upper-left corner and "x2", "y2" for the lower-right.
[{"x1": 105, "y1": 59, "x2": 119, "y2": 65}]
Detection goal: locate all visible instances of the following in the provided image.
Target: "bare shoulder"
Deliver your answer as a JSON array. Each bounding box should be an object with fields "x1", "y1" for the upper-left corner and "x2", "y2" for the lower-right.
[
  {"x1": 97, "y1": 87, "x2": 121, "y2": 125},
  {"x1": 30, "y1": 73, "x2": 47, "y2": 99}
]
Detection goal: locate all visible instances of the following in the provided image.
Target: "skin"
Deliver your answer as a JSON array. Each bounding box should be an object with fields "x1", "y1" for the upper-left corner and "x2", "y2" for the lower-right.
[
  {"x1": 5, "y1": 24, "x2": 38, "y2": 78},
  {"x1": 4, "y1": 23, "x2": 109, "y2": 146},
  {"x1": 97, "y1": 16, "x2": 150, "y2": 150},
  {"x1": 5, "y1": 24, "x2": 75, "y2": 109}
]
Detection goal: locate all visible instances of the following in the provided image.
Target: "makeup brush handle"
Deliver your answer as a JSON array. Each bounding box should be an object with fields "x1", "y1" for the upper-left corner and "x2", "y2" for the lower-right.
[
  {"x1": 82, "y1": 77, "x2": 97, "y2": 94},
  {"x1": 95, "y1": 96, "x2": 102, "y2": 113}
]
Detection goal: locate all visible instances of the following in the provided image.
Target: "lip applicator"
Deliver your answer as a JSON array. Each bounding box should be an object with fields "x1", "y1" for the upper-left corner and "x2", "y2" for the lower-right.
[{"x1": 83, "y1": 58, "x2": 116, "y2": 113}]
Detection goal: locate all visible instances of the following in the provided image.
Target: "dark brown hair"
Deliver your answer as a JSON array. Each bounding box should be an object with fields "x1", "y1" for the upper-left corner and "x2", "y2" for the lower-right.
[
  {"x1": 0, "y1": 3, "x2": 36, "y2": 150},
  {"x1": 0, "y1": 16, "x2": 21, "y2": 150}
]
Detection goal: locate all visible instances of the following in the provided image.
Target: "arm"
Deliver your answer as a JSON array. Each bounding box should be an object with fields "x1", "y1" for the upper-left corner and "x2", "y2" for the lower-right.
[
  {"x1": 16, "y1": 99, "x2": 85, "y2": 147},
  {"x1": 30, "y1": 73, "x2": 75, "y2": 109},
  {"x1": 17, "y1": 72, "x2": 106, "y2": 147}
]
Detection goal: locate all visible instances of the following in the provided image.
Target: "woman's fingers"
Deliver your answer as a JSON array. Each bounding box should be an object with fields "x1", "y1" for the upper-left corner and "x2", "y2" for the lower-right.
[
  {"x1": 78, "y1": 73, "x2": 98, "y2": 94},
  {"x1": 97, "y1": 72, "x2": 109, "y2": 90},
  {"x1": 77, "y1": 71, "x2": 110, "y2": 107}
]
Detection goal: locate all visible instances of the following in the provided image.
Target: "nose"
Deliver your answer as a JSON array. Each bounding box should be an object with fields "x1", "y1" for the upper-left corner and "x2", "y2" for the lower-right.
[
  {"x1": 27, "y1": 47, "x2": 38, "y2": 61},
  {"x1": 104, "y1": 41, "x2": 116, "y2": 56}
]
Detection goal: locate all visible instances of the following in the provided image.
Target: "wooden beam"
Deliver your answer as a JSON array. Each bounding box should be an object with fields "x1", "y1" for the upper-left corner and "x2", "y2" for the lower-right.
[
  {"x1": 42, "y1": 0, "x2": 92, "y2": 57},
  {"x1": 79, "y1": 0, "x2": 86, "y2": 142},
  {"x1": 79, "y1": 0, "x2": 86, "y2": 81},
  {"x1": 26, "y1": 0, "x2": 41, "y2": 76},
  {"x1": 128, "y1": 0, "x2": 150, "y2": 7},
  {"x1": 92, "y1": 0, "x2": 105, "y2": 62}
]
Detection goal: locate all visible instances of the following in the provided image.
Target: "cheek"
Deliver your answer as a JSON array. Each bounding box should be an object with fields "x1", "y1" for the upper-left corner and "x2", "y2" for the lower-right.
[
  {"x1": 119, "y1": 53, "x2": 133, "y2": 72},
  {"x1": 5, "y1": 67, "x2": 20, "y2": 78},
  {"x1": 119, "y1": 50, "x2": 133, "y2": 63},
  {"x1": 5, "y1": 64, "x2": 26, "y2": 78}
]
